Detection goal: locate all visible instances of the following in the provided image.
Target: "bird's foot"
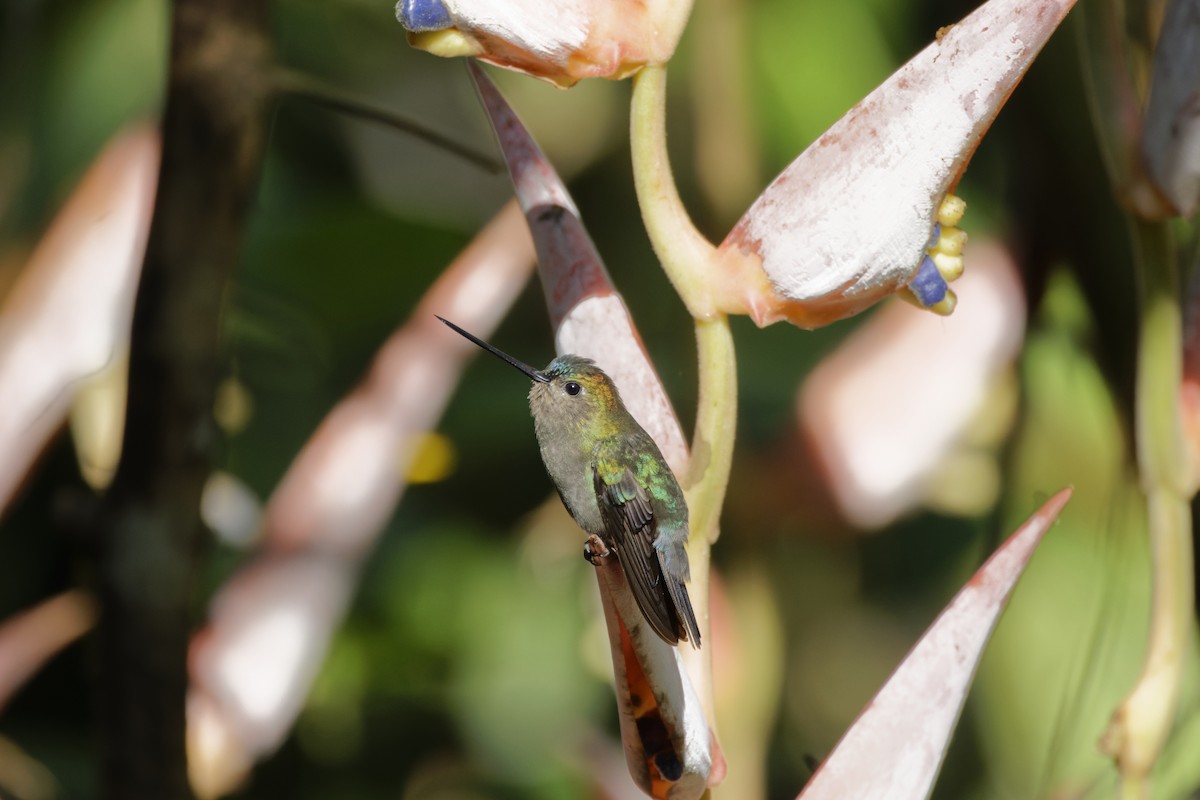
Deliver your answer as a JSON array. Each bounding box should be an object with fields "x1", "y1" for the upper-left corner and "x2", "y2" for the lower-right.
[{"x1": 583, "y1": 534, "x2": 611, "y2": 566}]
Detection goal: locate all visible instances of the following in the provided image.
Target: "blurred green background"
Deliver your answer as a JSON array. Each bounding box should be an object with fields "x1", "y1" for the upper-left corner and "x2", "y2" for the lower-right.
[{"x1": 2, "y1": 0, "x2": 1199, "y2": 798}]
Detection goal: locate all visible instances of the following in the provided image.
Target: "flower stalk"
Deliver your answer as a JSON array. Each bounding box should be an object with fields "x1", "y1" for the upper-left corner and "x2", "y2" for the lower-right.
[
  {"x1": 1100, "y1": 220, "x2": 1195, "y2": 797},
  {"x1": 630, "y1": 63, "x2": 738, "y2": 731}
]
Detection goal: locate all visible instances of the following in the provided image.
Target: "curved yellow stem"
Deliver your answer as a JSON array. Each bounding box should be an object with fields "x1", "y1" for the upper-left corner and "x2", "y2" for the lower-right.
[
  {"x1": 630, "y1": 64, "x2": 735, "y2": 536},
  {"x1": 1100, "y1": 221, "x2": 1195, "y2": 795},
  {"x1": 631, "y1": 65, "x2": 723, "y2": 320},
  {"x1": 630, "y1": 63, "x2": 738, "y2": 736}
]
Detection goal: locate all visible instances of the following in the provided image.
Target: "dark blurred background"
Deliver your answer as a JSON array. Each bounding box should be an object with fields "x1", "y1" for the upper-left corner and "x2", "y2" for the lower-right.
[{"x1": 1, "y1": 0, "x2": 1198, "y2": 798}]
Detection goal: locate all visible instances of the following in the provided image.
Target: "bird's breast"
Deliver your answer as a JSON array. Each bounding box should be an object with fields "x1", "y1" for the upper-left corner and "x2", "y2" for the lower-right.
[{"x1": 533, "y1": 419, "x2": 605, "y2": 535}]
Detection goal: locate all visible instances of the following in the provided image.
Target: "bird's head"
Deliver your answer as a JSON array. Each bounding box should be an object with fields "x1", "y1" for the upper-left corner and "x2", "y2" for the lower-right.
[{"x1": 437, "y1": 316, "x2": 624, "y2": 433}]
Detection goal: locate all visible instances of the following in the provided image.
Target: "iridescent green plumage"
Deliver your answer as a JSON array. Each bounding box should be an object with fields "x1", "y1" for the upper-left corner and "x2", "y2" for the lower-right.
[{"x1": 438, "y1": 319, "x2": 700, "y2": 648}]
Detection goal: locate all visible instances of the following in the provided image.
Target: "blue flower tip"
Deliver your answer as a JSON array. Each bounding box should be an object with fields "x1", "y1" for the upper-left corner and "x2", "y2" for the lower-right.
[
  {"x1": 907, "y1": 254, "x2": 948, "y2": 307},
  {"x1": 396, "y1": 0, "x2": 453, "y2": 32}
]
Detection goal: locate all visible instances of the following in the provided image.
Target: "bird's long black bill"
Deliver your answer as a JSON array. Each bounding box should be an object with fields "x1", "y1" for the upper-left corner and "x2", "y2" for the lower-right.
[{"x1": 437, "y1": 316, "x2": 550, "y2": 382}]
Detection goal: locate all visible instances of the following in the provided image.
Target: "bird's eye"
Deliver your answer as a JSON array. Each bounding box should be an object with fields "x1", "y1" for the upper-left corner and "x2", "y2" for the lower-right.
[{"x1": 564, "y1": 381, "x2": 582, "y2": 396}]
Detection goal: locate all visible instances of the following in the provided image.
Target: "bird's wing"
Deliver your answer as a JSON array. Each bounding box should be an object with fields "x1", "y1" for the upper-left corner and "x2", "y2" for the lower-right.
[{"x1": 593, "y1": 465, "x2": 700, "y2": 648}]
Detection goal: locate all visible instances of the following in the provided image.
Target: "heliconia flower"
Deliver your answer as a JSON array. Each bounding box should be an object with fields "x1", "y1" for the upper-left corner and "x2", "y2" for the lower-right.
[
  {"x1": 798, "y1": 489, "x2": 1072, "y2": 800},
  {"x1": 1142, "y1": 0, "x2": 1200, "y2": 217},
  {"x1": 0, "y1": 592, "x2": 96, "y2": 713},
  {"x1": 469, "y1": 62, "x2": 722, "y2": 797},
  {"x1": 714, "y1": 0, "x2": 1076, "y2": 329},
  {"x1": 801, "y1": 240, "x2": 1025, "y2": 529},
  {"x1": 186, "y1": 203, "x2": 537, "y2": 798},
  {"x1": 0, "y1": 123, "x2": 158, "y2": 515},
  {"x1": 395, "y1": 0, "x2": 692, "y2": 87}
]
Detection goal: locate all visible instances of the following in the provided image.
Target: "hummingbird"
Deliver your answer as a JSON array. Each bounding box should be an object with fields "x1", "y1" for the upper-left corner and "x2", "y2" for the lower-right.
[{"x1": 438, "y1": 316, "x2": 701, "y2": 648}]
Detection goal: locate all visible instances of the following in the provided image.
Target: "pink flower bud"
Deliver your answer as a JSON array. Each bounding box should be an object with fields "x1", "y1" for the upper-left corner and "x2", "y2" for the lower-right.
[{"x1": 396, "y1": 0, "x2": 691, "y2": 86}]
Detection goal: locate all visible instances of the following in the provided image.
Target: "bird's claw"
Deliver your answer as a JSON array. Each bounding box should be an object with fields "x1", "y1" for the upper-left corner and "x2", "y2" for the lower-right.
[{"x1": 583, "y1": 534, "x2": 611, "y2": 566}]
